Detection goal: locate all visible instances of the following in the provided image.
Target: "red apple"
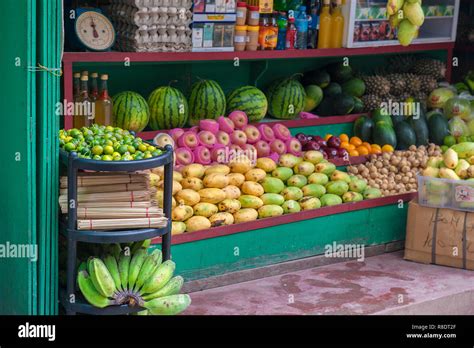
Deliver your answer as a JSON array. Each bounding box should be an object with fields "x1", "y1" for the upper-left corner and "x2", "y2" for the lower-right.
[
  {"x1": 230, "y1": 130, "x2": 247, "y2": 146},
  {"x1": 272, "y1": 123, "x2": 291, "y2": 141},
  {"x1": 270, "y1": 139, "x2": 287, "y2": 155},
  {"x1": 177, "y1": 131, "x2": 199, "y2": 148},
  {"x1": 199, "y1": 119, "x2": 219, "y2": 133},
  {"x1": 255, "y1": 140, "x2": 271, "y2": 157},
  {"x1": 169, "y1": 128, "x2": 185, "y2": 142},
  {"x1": 285, "y1": 138, "x2": 302, "y2": 156},
  {"x1": 175, "y1": 147, "x2": 194, "y2": 165},
  {"x1": 197, "y1": 130, "x2": 217, "y2": 148},
  {"x1": 189, "y1": 126, "x2": 200, "y2": 133},
  {"x1": 243, "y1": 125, "x2": 261, "y2": 144},
  {"x1": 228, "y1": 110, "x2": 248, "y2": 129},
  {"x1": 268, "y1": 152, "x2": 280, "y2": 163},
  {"x1": 217, "y1": 116, "x2": 235, "y2": 133},
  {"x1": 257, "y1": 124, "x2": 275, "y2": 142},
  {"x1": 216, "y1": 131, "x2": 230, "y2": 146},
  {"x1": 193, "y1": 146, "x2": 211, "y2": 165},
  {"x1": 211, "y1": 146, "x2": 227, "y2": 163},
  {"x1": 241, "y1": 143, "x2": 257, "y2": 159}
]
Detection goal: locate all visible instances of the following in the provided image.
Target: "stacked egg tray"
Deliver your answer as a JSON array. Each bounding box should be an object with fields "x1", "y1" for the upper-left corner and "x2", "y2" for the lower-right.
[{"x1": 106, "y1": 0, "x2": 193, "y2": 52}]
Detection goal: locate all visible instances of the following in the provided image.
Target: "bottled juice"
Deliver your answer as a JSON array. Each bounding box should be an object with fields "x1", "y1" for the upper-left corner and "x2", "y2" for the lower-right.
[
  {"x1": 329, "y1": 0, "x2": 344, "y2": 48},
  {"x1": 94, "y1": 74, "x2": 113, "y2": 126},
  {"x1": 74, "y1": 76, "x2": 91, "y2": 129},
  {"x1": 89, "y1": 72, "x2": 99, "y2": 102},
  {"x1": 285, "y1": 17, "x2": 297, "y2": 49},
  {"x1": 317, "y1": 0, "x2": 331, "y2": 48}
]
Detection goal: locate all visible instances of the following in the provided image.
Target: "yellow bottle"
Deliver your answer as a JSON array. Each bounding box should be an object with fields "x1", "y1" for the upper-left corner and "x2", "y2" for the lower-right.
[
  {"x1": 317, "y1": 0, "x2": 332, "y2": 49},
  {"x1": 94, "y1": 74, "x2": 113, "y2": 126},
  {"x1": 329, "y1": 0, "x2": 344, "y2": 48}
]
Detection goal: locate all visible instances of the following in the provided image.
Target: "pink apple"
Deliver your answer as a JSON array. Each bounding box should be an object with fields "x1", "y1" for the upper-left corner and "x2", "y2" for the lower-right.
[
  {"x1": 228, "y1": 144, "x2": 242, "y2": 162},
  {"x1": 272, "y1": 123, "x2": 291, "y2": 141},
  {"x1": 228, "y1": 110, "x2": 248, "y2": 129},
  {"x1": 286, "y1": 138, "x2": 302, "y2": 156},
  {"x1": 230, "y1": 130, "x2": 247, "y2": 146},
  {"x1": 199, "y1": 119, "x2": 219, "y2": 133},
  {"x1": 216, "y1": 131, "x2": 230, "y2": 146},
  {"x1": 270, "y1": 139, "x2": 287, "y2": 155},
  {"x1": 169, "y1": 128, "x2": 185, "y2": 142},
  {"x1": 268, "y1": 152, "x2": 280, "y2": 163},
  {"x1": 255, "y1": 140, "x2": 271, "y2": 157},
  {"x1": 211, "y1": 146, "x2": 227, "y2": 163},
  {"x1": 193, "y1": 146, "x2": 211, "y2": 165},
  {"x1": 197, "y1": 130, "x2": 217, "y2": 148},
  {"x1": 175, "y1": 147, "x2": 194, "y2": 165},
  {"x1": 177, "y1": 131, "x2": 199, "y2": 148},
  {"x1": 189, "y1": 126, "x2": 200, "y2": 133},
  {"x1": 217, "y1": 116, "x2": 235, "y2": 133},
  {"x1": 243, "y1": 125, "x2": 261, "y2": 144},
  {"x1": 258, "y1": 124, "x2": 275, "y2": 142},
  {"x1": 175, "y1": 164, "x2": 185, "y2": 173},
  {"x1": 241, "y1": 144, "x2": 257, "y2": 160}
]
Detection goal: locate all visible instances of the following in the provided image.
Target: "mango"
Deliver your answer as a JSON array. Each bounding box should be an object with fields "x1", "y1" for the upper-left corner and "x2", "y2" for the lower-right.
[
  {"x1": 258, "y1": 205, "x2": 284, "y2": 219},
  {"x1": 198, "y1": 188, "x2": 226, "y2": 204},
  {"x1": 397, "y1": 19, "x2": 418, "y2": 46},
  {"x1": 455, "y1": 159, "x2": 470, "y2": 179},
  {"x1": 185, "y1": 216, "x2": 211, "y2": 232},
  {"x1": 325, "y1": 180, "x2": 349, "y2": 196},
  {"x1": 443, "y1": 148, "x2": 459, "y2": 169},
  {"x1": 282, "y1": 200, "x2": 301, "y2": 214},
  {"x1": 314, "y1": 162, "x2": 336, "y2": 176},
  {"x1": 287, "y1": 175, "x2": 308, "y2": 188},
  {"x1": 241, "y1": 181, "x2": 264, "y2": 196},
  {"x1": 222, "y1": 185, "x2": 241, "y2": 199},
  {"x1": 227, "y1": 173, "x2": 246, "y2": 187},
  {"x1": 342, "y1": 191, "x2": 364, "y2": 203},
  {"x1": 330, "y1": 170, "x2": 351, "y2": 183},
  {"x1": 209, "y1": 212, "x2": 234, "y2": 227},
  {"x1": 239, "y1": 195, "x2": 264, "y2": 209},
  {"x1": 182, "y1": 164, "x2": 206, "y2": 178},
  {"x1": 299, "y1": 196, "x2": 321, "y2": 210},
  {"x1": 320, "y1": 194, "x2": 343, "y2": 207},
  {"x1": 403, "y1": 1, "x2": 424, "y2": 26},
  {"x1": 363, "y1": 187, "x2": 383, "y2": 199},
  {"x1": 426, "y1": 156, "x2": 444, "y2": 168},
  {"x1": 439, "y1": 168, "x2": 460, "y2": 180},
  {"x1": 256, "y1": 158, "x2": 277, "y2": 173},
  {"x1": 233, "y1": 208, "x2": 258, "y2": 223},
  {"x1": 171, "y1": 221, "x2": 186, "y2": 235},
  {"x1": 302, "y1": 184, "x2": 326, "y2": 198},
  {"x1": 229, "y1": 155, "x2": 253, "y2": 173},
  {"x1": 205, "y1": 164, "x2": 230, "y2": 175},
  {"x1": 203, "y1": 173, "x2": 229, "y2": 189},
  {"x1": 303, "y1": 150, "x2": 324, "y2": 164},
  {"x1": 260, "y1": 193, "x2": 285, "y2": 206},
  {"x1": 245, "y1": 168, "x2": 267, "y2": 182},
  {"x1": 467, "y1": 165, "x2": 474, "y2": 178},
  {"x1": 279, "y1": 154, "x2": 300, "y2": 168},
  {"x1": 156, "y1": 190, "x2": 177, "y2": 209},
  {"x1": 348, "y1": 178, "x2": 367, "y2": 193},
  {"x1": 149, "y1": 173, "x2": 160, "y2": 187},
  {"x1": 422, "y1": 167, "x2": 440, "y2": 178},
  {"x1": 193, "y1": 202, "x2": 219, "y2": 217},
  {"x1": 272, "y1": 167, "x2": 294, "y2": 181},
  {"x1": 386, "y1": 0, "x2": 404, "y2": 16},
  {"x1": 294, "y1": 161, "x2": 315, "y2": 176},
  {"x1": 218, "y1": 199, "x2": 241, "y2": 214},
  {"x1": 281, "y1": 187, "x2": 303, "y2": 201},
  {"x1": 307, "y1": 173, "x2": 329, "y2": 185},
  {"x1": 181, "y1": 177, "x2": 204, "y2": 191},
  {"x1": 260, "y1": 177, "x2": 285, "y2": 194},
  {"x1": 451, "y1": 143, "x2": 474, "y2": 159},
  {"x1": 172, "y1": 204, "x2": 193, "y2": 222},
  {"x1": 175, "y1": 189, "x2": 201, "y2": 206}
]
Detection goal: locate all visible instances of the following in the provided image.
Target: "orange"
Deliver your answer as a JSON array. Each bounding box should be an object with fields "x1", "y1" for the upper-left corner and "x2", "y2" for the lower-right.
[
  {"x1": 350, "y1": 136, "x2": 362, "y2": 147},
  {"x1": 371, "y1": 148, "x2": 382, "y2": 154},
  {"x1": 340, "y1": 141, "x2": 350, "y2": 150},
  {"x1": 382, "y1": 144, "x2": 394, "y2": 152},
  {"x1": 339, "y1": 133, "x2": 349, "y2": 143},
  {"x1": 356, "y1": 146, "x2": 369, "y2": 155},
  {"x1": 371, "y1": 144, "x2": 381, "y2": 151},
  {"x1": 349, "y1": 149, "x2": 359, "y2": 157},
  {"x1": 324, "y1": 134, "x2": 333, "y2": 141},
  {"x1": 361, "y1": 142, "x2": 372, "y2": 151},
  {"x1": 346, "y1": 144, "x2": 356, "y2": 151}
]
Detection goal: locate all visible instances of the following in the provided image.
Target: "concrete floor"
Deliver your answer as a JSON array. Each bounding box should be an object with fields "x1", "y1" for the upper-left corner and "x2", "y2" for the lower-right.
[{"x1": 186, "y1": 251, "x2": 474, "y2": 315}]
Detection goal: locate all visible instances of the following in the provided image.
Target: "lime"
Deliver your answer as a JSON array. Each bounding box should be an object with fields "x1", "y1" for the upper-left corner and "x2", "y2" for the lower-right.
[
  {"x1": 105, "y1": 126, "x2": 115, "y2": 132},
  {"x1": 443, "y1": 135, "x2": 456, "y2": 147},
  {"x1": 152, "y1": 150, "x2": 161, "y2": 157},
  {"x1": 127, "y1": 145, "x2": 136, "y2": 154},
  {"x1": 93, "y1": 155, "x2": 102, "y2": 160},
  {"x1": 122, "y1": 154, "x2": 133, "y2": 161},
  {"x1": 113, "y1": 155, "x2": 122, "y2": 161},
  {"x1": 458, "y1": 135, "x2": 469, "y2": 144},
  {"x1": 144, "y1": 153, "x2": 153, "y2": 159},
  {"x1": 138, "y1": 143, "x2": 147, "y2": 152},
  {"x1": 101, "y1": 155, "x2": 113, "y2": 161},
  {"x1": 103, "y1": 145, "x2": 114, "y2": 155},
  {"x1": 148, "y1": 145, "x2": 156, "y2": 152},
  {"x1": 118, "y1": 145, "x2": 129, "y2": 155},
  {"x1": 64, "y1": 143, "x2": 76, "y2": 152},
  {"x1": 92, "y1": 145, "x2": 104, "y2": 156},
  {"x1": 441, "y1": 145, "x2": 449, "y2": 153}
]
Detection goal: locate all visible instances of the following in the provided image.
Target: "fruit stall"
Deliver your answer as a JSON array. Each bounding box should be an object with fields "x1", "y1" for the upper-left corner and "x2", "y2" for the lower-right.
[{"x1": 2, "y1": 0, "x2": 474, "y2": 315}]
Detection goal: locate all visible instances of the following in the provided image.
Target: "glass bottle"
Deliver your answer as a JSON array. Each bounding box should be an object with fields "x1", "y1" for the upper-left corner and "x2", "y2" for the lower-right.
[
  {"x1": 317, "y1": 0, "x2": 331, "y2": 48},
  {"x1": 74, "y1": 76, "x2": 92, "y2": 128},
  {"x1": 89, "y1": 72, "x2": 99, "y2": 102},
  {"x1": 94, "y1": 74, "x2": 113, "y2": 126},
  {"x1": 73, "y1": 72, "x2": 81, "y2": 101},
  {"x1": 329, "y1": 0, "x2": 344, "y2": 48}
]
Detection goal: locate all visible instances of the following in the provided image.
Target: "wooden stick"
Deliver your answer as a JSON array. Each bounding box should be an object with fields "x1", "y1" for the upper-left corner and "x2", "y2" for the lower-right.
[
  {"x1": 58, "y1": 189, "x2": 156, "y2": 203},
  {"x1": 77, "y1": 217, "x2": 168, "y2": 230},
  {"x1": 59, "y1": 182, "x2": 148, "y2": 195}
]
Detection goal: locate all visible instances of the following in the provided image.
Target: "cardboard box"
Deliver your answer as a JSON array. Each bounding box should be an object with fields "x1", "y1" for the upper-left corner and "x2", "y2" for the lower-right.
[{"x1": 404, "y1": 200, "x2": 474, "y2": 270}]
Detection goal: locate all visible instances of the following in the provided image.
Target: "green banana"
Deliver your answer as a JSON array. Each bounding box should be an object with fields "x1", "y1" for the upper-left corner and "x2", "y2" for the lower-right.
[
  {"x1": 103, "y1": 254, "x2": 122, "y2": 292},
  {"x1": 77, "y1": 261, "x2": 87, "y2": 273},
  {"x1": 77, "y1": 271, "x2": 114, "y2": 308},
  {"x1": 131, "y1": 239, "x2": 152, "y2": 255},
  {"x1": 142, "y1": 276, "x2": 184, "y2": 301},
  {"x1": 144, "y1": 294, "x2": 191, "y2": 315},
  {"x1": 135, "y1": 310, "x2": 149, "y2": 316},
  {"x1": 134, "y1": 249, "x2": 163, "y2": 292},
  {"x1": 88, "y1": 258, "x2": 116, "y2": 298},
  {"x1": 108, "y1": 243, "x2": 122, "y2": 261},
  {"x1": 140, "y1": 260, "x2": 176, "y2": 295},
  {"x1": 118, "y1": 251, "x2": 131, "y2": 290},
  {"x1": 128, "y1": 248, "x2": 148, "y2": 291}
]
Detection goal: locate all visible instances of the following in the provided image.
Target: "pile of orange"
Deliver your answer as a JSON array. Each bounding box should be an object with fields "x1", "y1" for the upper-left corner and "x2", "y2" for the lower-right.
[{"x1": 327, "y1": 134, "x2": 394, "y2": 157}]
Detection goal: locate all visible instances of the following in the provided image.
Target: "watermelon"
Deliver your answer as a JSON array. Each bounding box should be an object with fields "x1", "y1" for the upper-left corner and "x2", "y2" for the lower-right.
[
  {"x1": 188, "y1": 80, "x2": 226, "y2": 125},
  {"x1": 112, "y1": 91, "x2": 150, "y2": 132},
  {"x1": 226, "y1": 86, "x2": 268, "y2": 122},
  {"x1": 266, "y1": 77, "x2": 306, "y2": 119},
  {"x1": 147, "y1": 86, "x2": 188, "y2": 130}
]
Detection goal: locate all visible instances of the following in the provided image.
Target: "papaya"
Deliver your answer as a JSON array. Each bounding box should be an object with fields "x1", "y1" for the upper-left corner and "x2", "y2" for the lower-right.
[
  {"x1": 395, "y1": 121, "x2": 417, "y2": 150},
  {"x1": 409, "y1": 115, "x2": 429, "y2": 146},
  {"x1": 372, "y1": 108, "x2": 393, "y2": 127},
  {"x1": 373, "y1": 123, "x2": 397, "y2": 148},
  {"x1": 353, "y1": 115, "x2": 374, "y2": 143},
  {"x1": 428, "y1": 113, "x2": 449, "y2": 145}
]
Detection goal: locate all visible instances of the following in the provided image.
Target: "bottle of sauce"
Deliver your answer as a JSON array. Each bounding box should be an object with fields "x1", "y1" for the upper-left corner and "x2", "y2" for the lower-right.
[
  {"x1": 74, "y1": 75, "x2": 92, "y2": 128},
  {"x1": 329, "y1": 0, "x2": 344, "y2": 48},
  {"x1": 285, "y1": 17, "x2": 297, "y2": 49},
  {"x1": 317, "y1": 0, "x2": 331, "y2": 48},
  {"x1": 258, "y1": 14, "x2": 269, "y2": 50},
  {"x1": 269, "y1": 12, "x2": 279, "y2": 50},
  {"x1": 94, "y1": 74, "x2": 113, "y2": 126},
  {"x1": 89, "y1": 72, "x2": 99, "y2": 102}
]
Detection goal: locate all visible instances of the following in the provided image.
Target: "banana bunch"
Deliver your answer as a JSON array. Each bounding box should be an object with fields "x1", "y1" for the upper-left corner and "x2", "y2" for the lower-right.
[
  {"x1": 386, "y1": 0, "x2": 425, "y2": 46},
  {"x1": 76, "y1": 240, "x2": 191, "y2": 315}
]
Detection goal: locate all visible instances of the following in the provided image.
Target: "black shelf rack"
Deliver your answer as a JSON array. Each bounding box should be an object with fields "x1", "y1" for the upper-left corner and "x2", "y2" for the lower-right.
[{"x1": 59, "y1": 144, "x2": 174, "y2": 315}]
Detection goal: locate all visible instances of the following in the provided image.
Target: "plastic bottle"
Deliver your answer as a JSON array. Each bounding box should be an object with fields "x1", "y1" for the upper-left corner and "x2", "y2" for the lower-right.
[
  {"x1": 306, "y1": 0, "x2": 320, "y2": 48},
  {"x1": 329, "y1": 0, "x2": 344, "y2": 48},
  {"x1": 317, "y1": 0, "x2": 331, "y2": 48},
  {"x1": 274, "y1": 0, "x2": 287, "y2": 11},
  {"x1": 285, "y1": 17, "x2": 297, "y2": 49},
  {"x1": 276, "y1": 12, "x2": 288, "y2": 50},
  {"x1": 295, "y1": 5, "x2": 308, "y2": 49}
]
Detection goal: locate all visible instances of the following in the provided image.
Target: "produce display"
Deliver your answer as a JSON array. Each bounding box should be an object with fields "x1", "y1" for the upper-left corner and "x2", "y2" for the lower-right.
[
  {"x1": 75, "y1": 241, "x2": 191, "y2": 315},
  {"x1": 152, "y1": 152, "x2": 383, "y2": 234},
  {"x1": 422, "y1": 143, "x2": 474, "y2": 181},
  {"x1": 386, "y1": 0, "x2": 426, "y2": 46},
  {"x1": 59, "y1": 125, "x2": 163, "y2": 161}
]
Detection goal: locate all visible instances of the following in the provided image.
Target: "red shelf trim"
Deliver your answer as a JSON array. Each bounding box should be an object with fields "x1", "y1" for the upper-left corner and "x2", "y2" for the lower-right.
[
  {"x1": 63, "y1": 43, "x2": 454, "y2": 63},
  {"x1": 152, "y1": 191, "x2": 416, "y2": 246}
]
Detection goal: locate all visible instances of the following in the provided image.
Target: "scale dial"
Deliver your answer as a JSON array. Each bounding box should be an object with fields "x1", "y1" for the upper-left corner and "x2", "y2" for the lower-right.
[{"x1": 75, "y1": 11, "x2": 115, "y2": 51}]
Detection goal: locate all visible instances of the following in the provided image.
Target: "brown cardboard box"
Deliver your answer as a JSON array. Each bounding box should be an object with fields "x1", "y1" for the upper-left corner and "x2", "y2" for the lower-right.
[{"x1": 405, "y1": 200, "x2": 474, "y2": 270}]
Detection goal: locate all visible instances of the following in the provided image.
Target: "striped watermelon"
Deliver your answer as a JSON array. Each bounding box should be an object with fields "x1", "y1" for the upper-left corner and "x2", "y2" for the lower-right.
[
  {"x1": 266, "y1": 78, "x2": 306, "y2": 119},
  {"x1": 112, "y1": 91, "x2": 150, "y2": 132},
  {"x1": 148, "y1": 86, "x2": 188, "y2": 130},
  {"x1": 188, "y1": 80, "x2": 226, "y2": 125},
  {"x1": 226, "y1": 86, "x2": 268, "y2": 122}
]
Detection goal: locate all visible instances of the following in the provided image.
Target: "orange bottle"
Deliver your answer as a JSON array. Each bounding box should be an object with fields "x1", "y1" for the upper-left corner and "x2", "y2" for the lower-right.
[
  {"x1": 329, "y1": 0, "x2": 344, "y2": 48},
  {"x1": 317, "y1": 0, "x2": 331, "y2": 49}
]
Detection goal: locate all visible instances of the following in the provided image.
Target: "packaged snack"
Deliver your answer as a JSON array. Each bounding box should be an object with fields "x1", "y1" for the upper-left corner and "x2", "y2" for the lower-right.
[
  {"x1": 356, "y1": 6, "x2": 369, "y2": 20},
  {"x1": 360, "y1": 22, "x2": 371, "y2": 41},
  {"x1": 370, "y1": 22, "x2": 380, "y2": 41},
  {"x1": 353, "y1": 22, "x2": 361, "y2": 42}
]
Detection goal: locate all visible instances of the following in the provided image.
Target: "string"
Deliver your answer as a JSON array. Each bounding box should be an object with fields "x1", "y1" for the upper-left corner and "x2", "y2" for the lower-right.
[{"x1": 27, "y1": 63, "x2": 63, "y2": 77}]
